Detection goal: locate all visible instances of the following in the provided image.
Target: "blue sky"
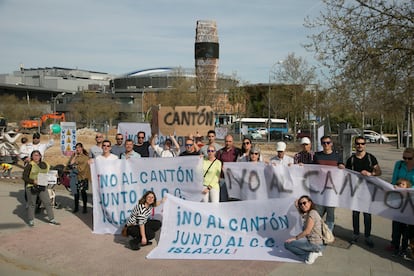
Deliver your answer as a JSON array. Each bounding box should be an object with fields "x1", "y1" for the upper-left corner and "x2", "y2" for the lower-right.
[{"x1": 0, "y1": 0, "x2": 324, "y2": 84}]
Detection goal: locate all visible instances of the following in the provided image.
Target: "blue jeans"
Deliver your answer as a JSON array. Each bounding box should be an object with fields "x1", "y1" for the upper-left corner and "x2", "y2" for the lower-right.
[
  {"x1": 316, "y1": 204, "x2": 335, "y2": 231},
  {"x1": 284, "y1": 239, "x2": 323, "y2": 260}
]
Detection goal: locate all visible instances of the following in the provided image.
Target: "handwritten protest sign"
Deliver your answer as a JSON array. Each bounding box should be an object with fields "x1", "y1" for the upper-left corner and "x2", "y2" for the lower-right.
[
  {"x1": 146, "y1": 194, "x2": 302, "y2": 262},
  {"x1": 90, "y1": 156, "x2": 203, "y2": 234},
  {"x1": 90, "y1": 157, "x2": 413, "y2": 261},
  {"x1": 224, "y1": 163, "x2": 414, "y2": 225},
  {"x1": 157, "y1": 106, "x2": 215, "y2": 136}
]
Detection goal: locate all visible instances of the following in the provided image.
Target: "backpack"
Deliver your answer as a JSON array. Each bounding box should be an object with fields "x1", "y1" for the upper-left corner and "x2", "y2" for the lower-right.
[{"x1": 321, "y1": 221, "x2": 335, "y2": 244}]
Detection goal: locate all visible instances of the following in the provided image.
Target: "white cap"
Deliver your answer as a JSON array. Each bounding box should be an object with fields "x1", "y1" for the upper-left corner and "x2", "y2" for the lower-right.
[
  {"x1": 300, "y1": 137, "x2": 311, "y2": 145},
  {"x1": 276, "y1": 141, "x2": 287, "y2": 152}
]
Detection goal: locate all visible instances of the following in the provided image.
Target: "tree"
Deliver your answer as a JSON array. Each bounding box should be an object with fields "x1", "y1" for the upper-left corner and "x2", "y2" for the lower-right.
[
  {"x1": 69, "y1": 92, "x2": 119, "y2": 128},
  {"x1": 270, "y1": 53, "x2": 317, "y2": 138},
  {"x1": 305, "y1": 0, "x2": 414, "y2": 137},
  {"x1": 0, "y1": 94, "x2": 46, "y2": 122},
  {"x1": 156, "y1": 68, "x2": 197, "y2": 107}
]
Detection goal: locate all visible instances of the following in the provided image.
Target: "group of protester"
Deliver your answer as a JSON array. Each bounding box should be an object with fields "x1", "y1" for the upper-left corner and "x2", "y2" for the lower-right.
[
  {"x1": 18, "y1": 129, "x2": 413, "y2": 263},
  {"x1": 284, "y1": 135, "x2": 413, "y2": 264}
]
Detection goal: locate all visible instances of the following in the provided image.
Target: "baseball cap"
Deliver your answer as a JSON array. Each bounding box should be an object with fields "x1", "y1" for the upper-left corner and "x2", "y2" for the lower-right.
[
  {"x1": 300, "y1": 137, "x2": 311, "y2": 145},
  {"x1": 276, "y1": 141, "x2": 286, "y2": 152}
]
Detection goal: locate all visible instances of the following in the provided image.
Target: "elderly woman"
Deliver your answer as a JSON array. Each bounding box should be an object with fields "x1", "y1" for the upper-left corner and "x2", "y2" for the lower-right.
[
  {"x1": 285, "y1": 195, "x2": 324, "y2": 264},
  {"x1": 248, "y1": 145, "x2": 262, "y2": 163}
]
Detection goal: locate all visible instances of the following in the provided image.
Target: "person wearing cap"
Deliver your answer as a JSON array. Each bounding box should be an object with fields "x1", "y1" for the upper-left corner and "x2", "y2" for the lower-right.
[
  {"x1": 20, "y1": 132, "x2": 54, "y2": 164},
  {"x1": 20, "y1": 132, "x2": 54, "y2": 206},
  {"x1": 294, "y1": 137, "x2": 314, "y2": 164},
  {"x1": 248, "y1": 145, "x2": 263, "y2": 163},
  {"x1": 270, "y1": 141, "x2": 293, "y2": 166}
]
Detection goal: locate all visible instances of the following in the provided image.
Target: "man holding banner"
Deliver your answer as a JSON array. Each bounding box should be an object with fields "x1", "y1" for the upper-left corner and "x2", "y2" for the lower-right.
[
  {"x1": 313, "y1": 135, "x2": 345, "y2": 232},
  {"x1": 345, "y1": 136, "x2": 381, "y2": 248}
]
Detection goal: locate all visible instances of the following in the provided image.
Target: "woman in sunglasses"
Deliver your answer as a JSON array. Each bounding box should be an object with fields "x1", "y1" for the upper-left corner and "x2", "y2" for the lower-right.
[
  {"x1": 388, "y1": 147, "x2": 414, "y2": 258},
  {"x1": 285, "y1": 195, "x2": 324, "y2": 264},
  {"x1": 248, "y1": 145, "x2": 262, "y2": 163},
  {"x1": 201, "y1": 145, "x2": 222, "y2": 203},
  {"x1": 237, "y1": 137, "x2": 263, "y2": 162}
]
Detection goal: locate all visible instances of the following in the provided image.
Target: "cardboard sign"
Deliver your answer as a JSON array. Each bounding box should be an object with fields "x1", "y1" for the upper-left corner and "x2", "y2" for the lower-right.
[{"x1": 157, "y1": 106, "x2": 215, "y2": 136}]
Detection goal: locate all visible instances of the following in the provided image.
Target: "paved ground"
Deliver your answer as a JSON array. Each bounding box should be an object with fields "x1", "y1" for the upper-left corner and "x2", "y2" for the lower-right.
[{"x1": 0, "y1": 143, "x2": 413, "y2": 275}]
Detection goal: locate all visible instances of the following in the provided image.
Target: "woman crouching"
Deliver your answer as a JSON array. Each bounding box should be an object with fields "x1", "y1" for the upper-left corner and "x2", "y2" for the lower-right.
[
  {"x1": 285, "y1": 195, "x2": 324, "y2": 264},
  {"x1": 125, "y1": 191, "x2": 164, "y2": 250}
]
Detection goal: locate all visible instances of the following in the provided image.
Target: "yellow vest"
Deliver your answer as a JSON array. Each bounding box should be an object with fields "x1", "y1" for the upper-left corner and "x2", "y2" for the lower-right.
[{"x1": 28, "y1": 161, "x2": 50, "y2": 185}]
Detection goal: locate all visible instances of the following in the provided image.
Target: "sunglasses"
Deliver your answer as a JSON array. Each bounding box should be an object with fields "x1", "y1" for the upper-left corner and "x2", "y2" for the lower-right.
[
  {"x1": 185, "y1": 143, "x2": 193, "y2": 147},
  {"x1": 243, "y1": 142, "x2": 251, "y2": 145},
  {"x1": 102, "y1": 145, "x2": 111, "y2": 147},
  {"x1": 403, "y1": 156, "x2": 413, "y2": 160},
  {"x1": 355, "y1": 142, "x2": 365, "y2": 145},
  {"x1": 321, "y1": 141, "x2": 331, "y2": 145},
  {"x1": 207, "y1": 150, "x2": 216, "y2": 153},
  {"x1": 116, "y1": 138, "x2": 123, "y2": 140},
  {"x1": 250, "y1": 152, "x2": 259, "y2": 155},
  {"x1": 138, "y1": 136, "x2": 145, "y2": 139},
  {"x1": 299, "y1": 201, "x2": 308, "y2": 206},
  {"x1": 96, "y1": 136, "x2": 103, "y2": 138}
]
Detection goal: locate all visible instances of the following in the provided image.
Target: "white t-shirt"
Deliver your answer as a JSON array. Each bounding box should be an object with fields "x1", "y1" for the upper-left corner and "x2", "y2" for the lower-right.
[
  {"x1": 96, "y1": 153, "x2": 119, "y2": 160},
  {"x1": 270, "y1": 154, "x2": 294, "y2": 166}
]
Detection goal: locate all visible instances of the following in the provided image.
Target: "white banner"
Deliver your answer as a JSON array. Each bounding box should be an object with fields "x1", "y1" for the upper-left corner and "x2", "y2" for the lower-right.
[
  {"x1": 91, "y1": 156, "x2": 204, "y2": 234},
  {"x1": 117, "y1": 122, "x2": 151, "y2": 144},
  {"x1": 147, "y1": 194, "x2": 302, "y2": 262},
  {"x1": 224, "y1": 163, "x2": 414, "y2": 225}
]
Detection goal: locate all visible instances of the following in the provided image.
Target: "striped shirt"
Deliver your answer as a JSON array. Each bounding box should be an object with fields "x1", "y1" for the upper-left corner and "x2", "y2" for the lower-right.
[{"x1": 127, "y1": 203, "x2": 153, "y2": 226}]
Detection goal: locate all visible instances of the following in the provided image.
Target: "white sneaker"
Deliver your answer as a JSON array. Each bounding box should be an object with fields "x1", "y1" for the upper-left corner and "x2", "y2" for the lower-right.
[{"x1": 305, "y1": 251, "x2": 322, "y2": 264}]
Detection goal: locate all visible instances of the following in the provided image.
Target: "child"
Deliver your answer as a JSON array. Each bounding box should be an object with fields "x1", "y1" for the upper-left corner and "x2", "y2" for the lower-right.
[
  {"x1": 391, "y1": 178, "x2": 412, "y2": 259},
  {"x1": 1, "y1": 163, "x2": 13, "y2": 178}
]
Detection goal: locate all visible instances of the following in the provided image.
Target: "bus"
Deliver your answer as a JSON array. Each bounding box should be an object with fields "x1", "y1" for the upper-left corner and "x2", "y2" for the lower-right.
[{"x1": 234, "y1": 118, "x2": 289, "y2": 134}]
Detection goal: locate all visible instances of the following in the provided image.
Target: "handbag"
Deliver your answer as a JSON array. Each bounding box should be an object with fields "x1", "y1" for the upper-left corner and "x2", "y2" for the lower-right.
[
  {"x1": 121, "y1": 225, "x2": 128, "y2": 237},
  {"x1": 77, "y1": 179, "x2": 89, "y2": 191},
  {"x1": 30, "y1": 185, "x2": 46, "y2": 194},
  {"x1": 321, "y1": 221, "x2": 335, "y2": 244}
]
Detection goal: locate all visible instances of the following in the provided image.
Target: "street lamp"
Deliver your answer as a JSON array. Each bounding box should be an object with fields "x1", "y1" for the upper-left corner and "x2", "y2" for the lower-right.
[
  {"x1": 141, "y1": 88, "x2": 145, "y2": 122},
  {"x1": 268, "y1": 60, "x2": 283, "y2": 142}
]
